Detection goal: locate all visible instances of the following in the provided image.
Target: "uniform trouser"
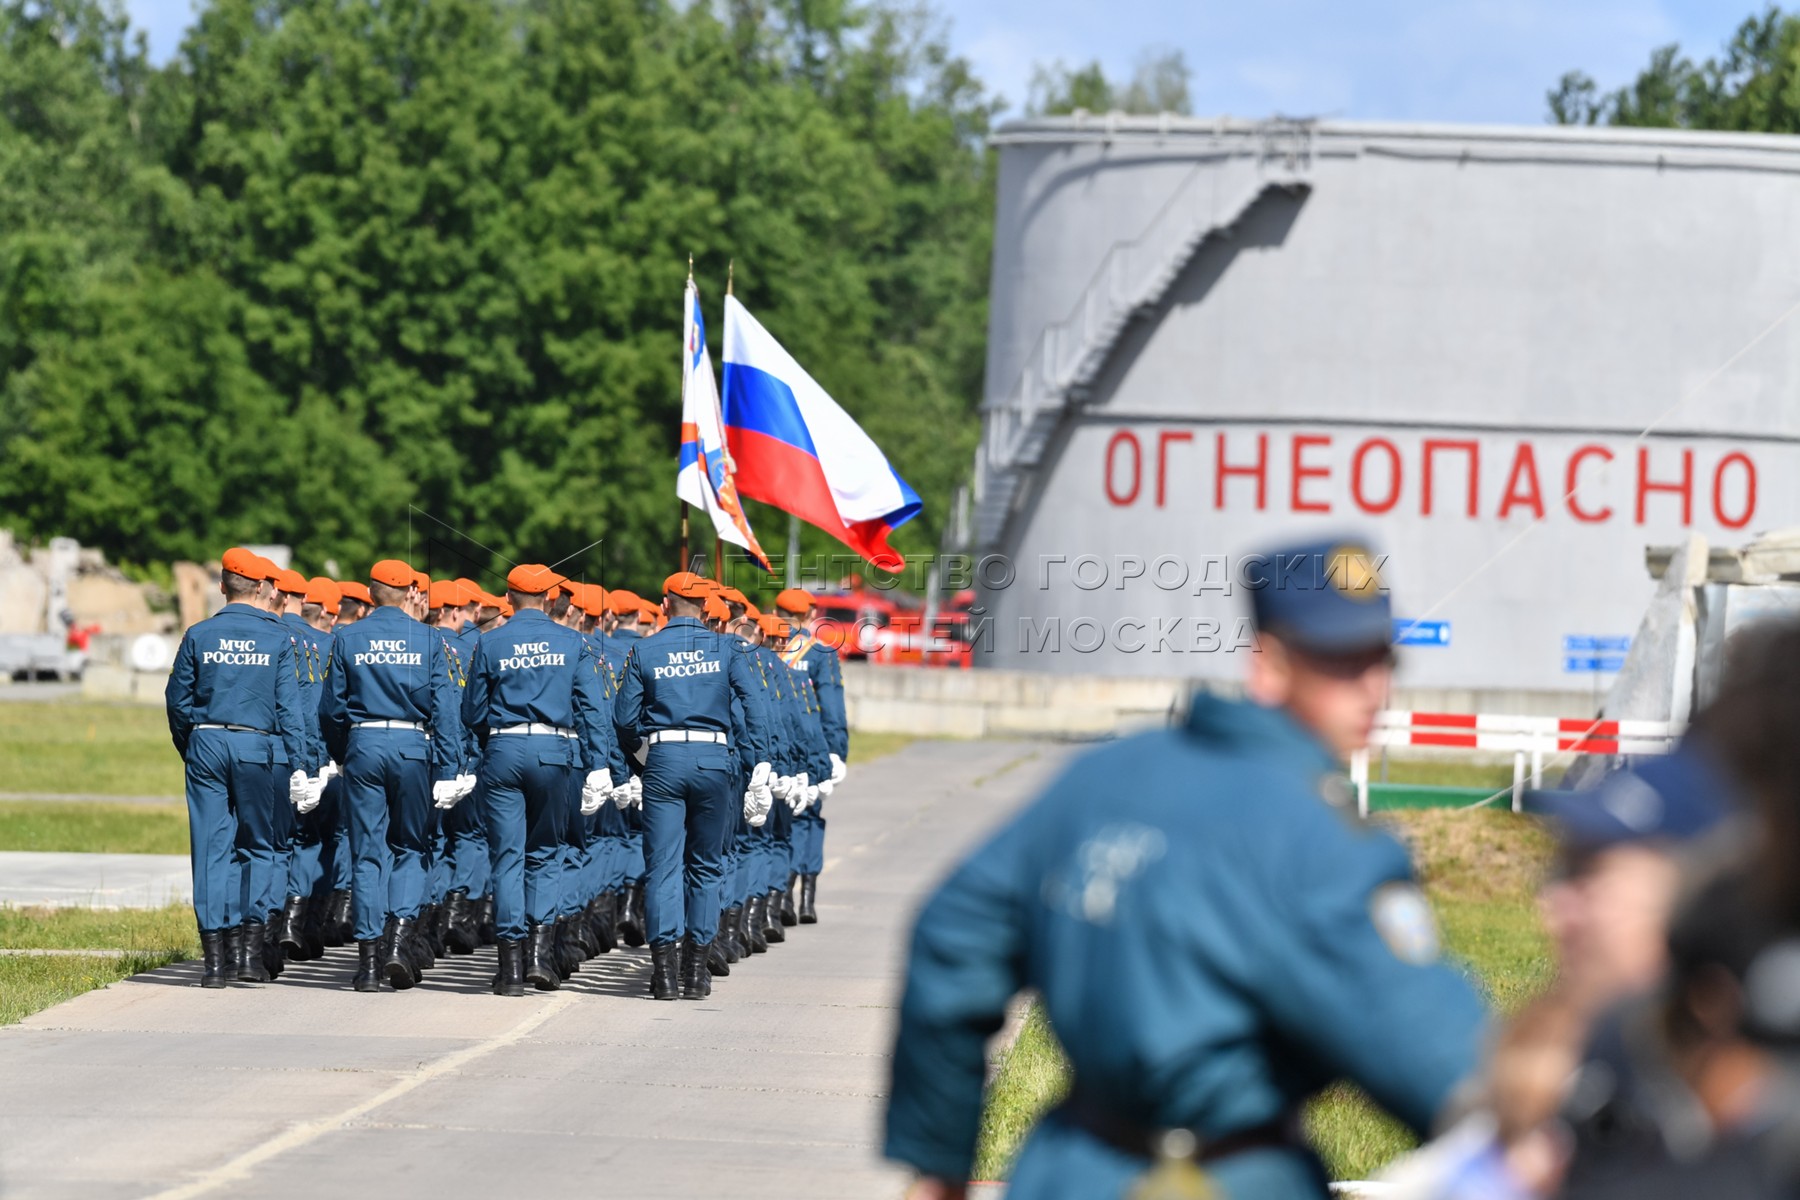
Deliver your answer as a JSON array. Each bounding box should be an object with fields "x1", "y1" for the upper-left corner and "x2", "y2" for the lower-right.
[
  {"x1": 720, "y1": 774, "x2": 744, "y2": 905},
  {"x1": 791, "y1": 796, "x2": 826, "y2": 876},
  {"x1": 286, "y1": 775, "x2": 341, "y2": 901},
  {"x1": 259, "y1": 774, "x2": 296, "y2": 917},
  {"x1": 559, "y1": 773, "x2": 587, "y2": 918},
  {"x1": 233, "y1": 754, "x2": 284, "y2": 924},
  {"x1": 640, "y1": 742, "x2": 732, "y2": 947},
  {"x1": 593, "y1": 802, "x2": 629, "y2": 893},
  {"x1": 328, "y1": 775, "x2": 354, "y2": 891},
  {"x1": 343, "y1": 729, "x2": 433, "y2": 942},
  {"x1": 183, "y1": 728, "x2": 275, "y2": 931},
  {"x1": 730, "y1": 817, "x2": 756, "y2": 904},
  {"x1": 765, "y1": 794, "x2": 794, "y2": 893},
  {"x1": 444, "y1": 777, "x2": 491, "y2": 896},
  {"x1": 622, "y1": 804, "x2": 646, "y2": 885},
  {"x1": 482, "y1": 734, "x2": 572, "y2": 942}
]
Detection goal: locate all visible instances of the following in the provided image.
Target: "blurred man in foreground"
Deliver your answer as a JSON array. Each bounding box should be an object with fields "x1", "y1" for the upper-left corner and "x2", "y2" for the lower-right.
[{"x1": 884, "y1": 539, "x2": 1486, "y2": 1200}]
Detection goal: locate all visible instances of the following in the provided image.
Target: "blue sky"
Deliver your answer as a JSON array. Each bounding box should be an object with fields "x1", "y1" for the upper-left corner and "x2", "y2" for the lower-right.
[{"x1": 123, "y1": 0, "x2": 1761, "y2": 124}]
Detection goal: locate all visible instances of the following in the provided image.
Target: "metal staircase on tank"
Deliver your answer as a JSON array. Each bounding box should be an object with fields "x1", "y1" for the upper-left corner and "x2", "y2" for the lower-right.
[{"x1": 970, "y1": 118, "x2": 1316, "y2": 551}]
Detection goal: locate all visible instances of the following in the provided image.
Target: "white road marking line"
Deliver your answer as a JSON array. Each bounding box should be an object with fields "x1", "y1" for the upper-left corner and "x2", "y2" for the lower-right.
[{"x1": 142, "y1": 991, "x2": 576, "y2": 1200}]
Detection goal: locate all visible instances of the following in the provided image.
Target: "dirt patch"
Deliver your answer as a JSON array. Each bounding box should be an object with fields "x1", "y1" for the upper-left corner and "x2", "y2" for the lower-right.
[{"x1": 1377, "y1": 808, "x2": 1556, "y2": 905}]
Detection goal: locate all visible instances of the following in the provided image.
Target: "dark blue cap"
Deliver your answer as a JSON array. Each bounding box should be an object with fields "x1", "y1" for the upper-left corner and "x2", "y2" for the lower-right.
[
  {"x1": 1526, "y1": 741, "x2": 1736, "y2": 851},
  {"x1": 1245, "y1": 537, "x2": 1392, "y2": 654}
]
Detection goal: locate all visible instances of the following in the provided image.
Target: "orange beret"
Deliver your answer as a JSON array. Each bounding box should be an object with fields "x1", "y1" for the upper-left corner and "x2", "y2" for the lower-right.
[
  {"x1": 456, "y1": 577, "x2": 481, "y2": 596},
  {"x1": 758, "y1": 615, "x2": 791, "y2": 639},
  {"x1": 703, "y1": 595, "x2": 729, "y2": 622},
  {"x1": 719, "y1": 586, "x2": 748, "y2": 607},
  {"x1": 606, "y1": 589, "x2": 642, "y2": 615},
  {"x1": 506, "y1": 563, "x2": 565, "y2": 595},
  {"x1": 427, "y1": 580, "x2": 463, "y2": 610},
  {"x1": 370, "y1": 560, "x2": 415, "y2": 588},
  {"x1": 338, "y1": 581, "x2": 373, "y2": 605},
  {"x1": 305, "y1": 577, "x2": 342, "y2": 613},
  {"x1": 477, "y1": 591, "x2": 503, "y2": 609},
  {"x1": 413, "y1": 571, "x2": 430, "y2": 592},
  {"x1": 775, "y1": 588, "x2": 814, "y2": 614},
  {"x1": 663, "y1": 571, "x2": 713, "y2": 600},
  {"x1": 577, "y1": 584, "x2": 608, "y2": 617},
  {"x1": 273, "y1": 568, "x2": 309, "y2": 596},
  {"x1": 743, "y1": 601, "x2": 762, "y2": 621},
  {"x1": 251, "y1": 556, "x2": 283, "y2": 581},
  {"x1": 499, "y1": 599, "x2": 515, "y2": 617},
  {"x1": 220, "y1": 547, "x2": 261, "y2": 579},
  {"x1": 638, "y1": 602, "x2": 661, "y2": 624}
]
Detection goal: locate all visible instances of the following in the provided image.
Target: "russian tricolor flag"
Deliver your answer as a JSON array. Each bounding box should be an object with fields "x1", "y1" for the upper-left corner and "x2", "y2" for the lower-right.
[{"x1": 722, "y1": 295, "x2": 921, "y2": 572}]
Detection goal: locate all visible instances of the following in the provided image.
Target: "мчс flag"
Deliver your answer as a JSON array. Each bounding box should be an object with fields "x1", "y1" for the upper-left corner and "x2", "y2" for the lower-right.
[
  {"x1": 721, "y1": 295, "x2": 922, "y2": 572},
  {"x1": 677, "y1": 280, "x2": 770, "y2": 571}
]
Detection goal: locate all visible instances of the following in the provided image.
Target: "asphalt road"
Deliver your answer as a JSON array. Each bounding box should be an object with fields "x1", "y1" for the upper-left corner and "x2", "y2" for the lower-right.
[{"x1": 0, "y1": 738, "x2": 1070, "y2": 1199}]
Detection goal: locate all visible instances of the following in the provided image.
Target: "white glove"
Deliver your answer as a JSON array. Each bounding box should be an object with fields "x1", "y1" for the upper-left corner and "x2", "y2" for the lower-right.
[
  {"x1": 288, "y1": 769, "x2": 309, "y2": 806},
  {"x1": 320, "y1": 760, "x2": 341, "y2": 783},
  {"x1": 581, "y1": 769, "x2": 614, "y2": 816},
  {"x1": 611, "y1": 778, "x2": 634, "y2": 810},
  {"x1": 771, "y1": 774, "x2": 794, "y2": 800},
  {"x1": 432, "y1": 778, "x2": 462, "y2": 809},
  {"x1": 790, "y1": 772, "x2": 812, "y2": 813},
  {"x1": 296, "y1": 773, "x2": 325, "y2": 814},
  {"x1": 805, "y1": 783, "x2": 821, "y2": 807},
  {"x1": 750, "y1": 761, "x2": 772, "y2": 791},
  {"x1": 829, "y1": 753, "x2": 846, "y2": 784},
  {"x1": 818, "y1": 777, "x2": 835, "y2": 799},
  {"x1": 743, "y1": 785, "x2": 772, "y2": 827},
  {"x1": 455, "y1": 772, "x2": 477, "y2": 801}
]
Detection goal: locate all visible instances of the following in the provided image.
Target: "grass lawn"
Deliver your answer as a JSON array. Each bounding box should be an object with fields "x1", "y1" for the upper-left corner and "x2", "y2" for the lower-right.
[
  {"x1": 0, "y1": 904, "x2": 197, "y2": 1026},
  {"x1": 0, "y1": 800, "x2": 190, "y2": 854},
  {"x1": 972, "y1": 805, "x2": 1556, "y2": 1183},
  {"x1": 0, "y1": 700, "x2": 184, "y2": 796}
]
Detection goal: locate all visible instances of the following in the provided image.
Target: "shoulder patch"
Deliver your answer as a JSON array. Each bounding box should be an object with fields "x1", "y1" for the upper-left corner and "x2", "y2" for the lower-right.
[{"x1": 1369, "y1": 882, "x2": 1441, "y2": 966}]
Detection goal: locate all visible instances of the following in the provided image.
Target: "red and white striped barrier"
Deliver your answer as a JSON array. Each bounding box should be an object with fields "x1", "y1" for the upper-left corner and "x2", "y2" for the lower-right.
[{"x1": 1351, "y1": 711, "x2": 1681, "y2": 815}]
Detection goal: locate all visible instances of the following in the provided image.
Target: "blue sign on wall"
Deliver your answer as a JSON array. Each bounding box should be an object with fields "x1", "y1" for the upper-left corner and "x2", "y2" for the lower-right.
[
  {"x1": 1563, "y1": 635, "x2": 1631, "y2": 654},
  {"x1": 1393, "y1": 618, "x2": 1450, "y2": 647}
]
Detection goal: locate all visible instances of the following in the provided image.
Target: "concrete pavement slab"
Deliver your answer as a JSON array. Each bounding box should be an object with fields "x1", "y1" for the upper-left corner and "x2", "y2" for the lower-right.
[
  {"x1": 0, "y1": 737, "x2": 1076, "y2": 1199},
  {"x1": 0, "y1": 850, "x2": 191, "y2": 909}
]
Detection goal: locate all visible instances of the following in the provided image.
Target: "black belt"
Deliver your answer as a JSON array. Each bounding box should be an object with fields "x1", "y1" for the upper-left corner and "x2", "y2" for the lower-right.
[{"x1": 1056, "y1": 1094, "x2": 1303, "y2": 1165}]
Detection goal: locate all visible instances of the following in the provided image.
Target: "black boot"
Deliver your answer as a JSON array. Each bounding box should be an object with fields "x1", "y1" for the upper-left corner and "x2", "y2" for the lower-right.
[
  {"x1": 649, "y1": 942, "x2": 680, "y2": 1001},
  {"x1": 420, "y1": 903, "x2": 446, "y2": 960},
  {"x1": 682, "y1": 934, "x2": 712, "y2": 999},
  {"x1": 327, "y1": 889, "x2": 354, "y2": 945},
  {"x1": 744, "y1": 896, "x2": 769, "y2": 954},
  {"x1": 237, "y1": 920, "x2": 270, "y2": 982},
  {"x1": 586, "y1": 892, "x2": 617, "y2": 954},
  {"x1": 781, "y1": 873, "x2": 800, "y2": 926},
  {"x1": 199, "y1": 928, "x2": 228, "y2": 989},
  {"x1": 554, "y1": 917, "x2": 581, "y2": 979},
  {"x1": 411, "y1": 911, "x2": 438, "y2": 969},
  {"x1": 492, "y1": 939, "x2": 526, "y2": 997},
  {"x1": 569, "y1": 909, "x2": 600, "y2": 960},
  {"x1": 353, "y1": 939, "x2": 383, "y2": 992},
  {"x1": 222, "y1": 925, "x2": 243, "y2": 982},
  {"x1": 275, "y1": 895, "x2": 307, "y2": 956},
  {"x1": 294, "y1": 896, "x2": 326, "y2": 961},
  {"x1": 799, "y1": 875, "x2": 819, "y2": 924},
  {"x1": 707, "y1": 934, "x2": 731, "y2": 978},
  {"x1": 525, "y1": 923, "x2": 561, "y2": 991},
  {"x1": 382, "y1": 917, "x2": 419, "y2": 990},
  {"x1": 736, "y1": 903, "x2": 756, "y2": 958},
  {"x1": 443, "y1": 890, "x2": 479, "y2": 955},
  {"x1": 477, "y1": 895, "x2": 498, "y2": 946},
  {"x1": 719, "y1": 908, "x2": 743, "y2": 963},
  {"x1": 763, "y1": 889, "x2": 787, "y2": 944},
  {"x1": 261, "y1": 915, "x2": 286, "y2": 979},
  {"x1": 618, "y1": 884, "x2": 647, "y2": 948}
]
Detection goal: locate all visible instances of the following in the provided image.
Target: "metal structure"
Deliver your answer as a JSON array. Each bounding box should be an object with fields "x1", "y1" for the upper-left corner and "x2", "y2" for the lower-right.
[{"x1": 965, "y1": 117, "x2": 1800, "y2": 694}]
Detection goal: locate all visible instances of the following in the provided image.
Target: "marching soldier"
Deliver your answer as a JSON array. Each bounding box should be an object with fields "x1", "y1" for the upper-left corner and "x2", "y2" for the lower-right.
[
  {"x1": 319, "y1": 560, "x2": 466, "y2": 992},
  {"x1": 773, "y1": 589, "x2": 848, "y2": 924},
  {"x1": 462, "y1": 565, "x2": 618, "y2": 994},
  {"x1": 613, "y1": 572, "x2": 769, "y2": 1000},
  {"x1": 164, "y1": 548, "x2": 309, "y2": 988}
]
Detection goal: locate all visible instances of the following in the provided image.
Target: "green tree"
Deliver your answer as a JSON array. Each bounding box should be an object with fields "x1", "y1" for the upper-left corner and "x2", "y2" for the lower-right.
[{"x1": 1027, "y1": 46, "x2": 1192, "y2": 117}]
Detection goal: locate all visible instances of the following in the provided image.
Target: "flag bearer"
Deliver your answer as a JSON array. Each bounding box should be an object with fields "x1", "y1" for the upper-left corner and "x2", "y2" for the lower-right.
[{"x1": 773, "y1": 588, "x2": 848, "y2": 924}]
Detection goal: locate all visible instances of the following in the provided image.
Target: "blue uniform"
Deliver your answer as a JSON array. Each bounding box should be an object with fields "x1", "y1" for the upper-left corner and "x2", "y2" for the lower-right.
[
  {"x1": 884, "y1": 694, "x2": 1486, "y2": 1198},
  {"x1": 165, "y1": 603, "x2": 307, "y2": 932},
  {"x1": 780, "y1": 630, "x2": 844, "y2": 882},
  {"x1": 441, "y1": 620, "x2": 490, "y2": 901},
  {"x1": 613, "y1": 616, "x2": 767, "y2": 947},
  {"x1": 319, "y1": 605, "x2": 463, "y2": 942},
  {"x1": 461, "y1": 609, "x2": 618, "y2": 942},
  {"x1": 284, "y1": 618, "x2": 337, "y2": 905},
  {"x1": 606, "y1": 626, "x2": 649, "y2": 888}
]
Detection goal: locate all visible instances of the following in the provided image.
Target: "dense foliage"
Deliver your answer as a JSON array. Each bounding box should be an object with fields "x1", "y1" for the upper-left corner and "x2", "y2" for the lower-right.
[
  {"x1": 0, "y1": 0, "x2": 996, "y2": 589},
  {"x1": 1549, "y1": 7, "x2": 1800, "y2": 132}
]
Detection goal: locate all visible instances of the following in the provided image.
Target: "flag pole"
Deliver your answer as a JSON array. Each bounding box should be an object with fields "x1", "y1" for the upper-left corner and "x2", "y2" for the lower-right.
[{"x1": 679, "y1": 253, "x2": 693, "y2": 572}]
